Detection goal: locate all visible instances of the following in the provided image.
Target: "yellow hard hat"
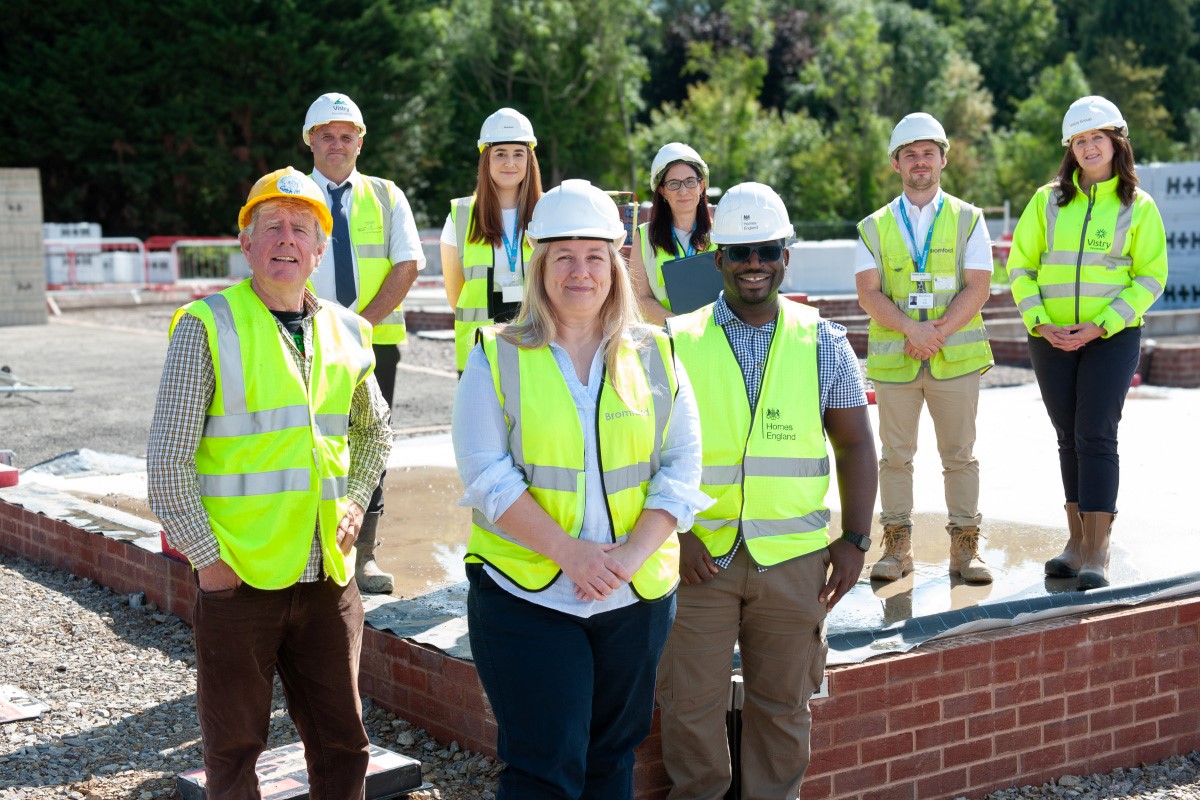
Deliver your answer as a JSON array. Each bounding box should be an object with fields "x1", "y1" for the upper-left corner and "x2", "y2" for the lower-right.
[{"x1": 237, "y1": 167, "x2": 332, "y2": 236}]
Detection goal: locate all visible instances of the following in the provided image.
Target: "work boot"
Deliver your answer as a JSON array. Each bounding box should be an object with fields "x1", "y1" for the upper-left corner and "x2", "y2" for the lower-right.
[
  {"x1": 355, "y1": 512, "x2": 394, "y2": 594},
  {"x1": 948, "y1": 525, "x2": 992, "y2": 584},
  {"x1": 1077, "y1": 512, "x2": 1115, "y2": 591},
  {"x1": 1045, "y1": 502, "x2": 1084, "y2": 577},
  {"x1": 870, "y1": 524, "x2": 913, "y2": 581}
]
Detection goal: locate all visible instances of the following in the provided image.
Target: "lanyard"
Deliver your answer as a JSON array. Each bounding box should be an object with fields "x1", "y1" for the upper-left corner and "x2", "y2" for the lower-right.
[
  {"x1": 500, "y1": 215, "x2": 522, "y2": 273},
  {"x1": 897, "y1": 194, "x2": 944, "y2": 273},
  {"x1": 673, "y1": 226, "x2": 696, "y2": 259}
]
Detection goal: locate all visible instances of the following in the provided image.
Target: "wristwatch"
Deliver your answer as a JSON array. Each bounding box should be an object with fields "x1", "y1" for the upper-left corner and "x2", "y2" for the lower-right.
[{"x1": 840, "y1": 531, "x2": 872, "y2": 552}]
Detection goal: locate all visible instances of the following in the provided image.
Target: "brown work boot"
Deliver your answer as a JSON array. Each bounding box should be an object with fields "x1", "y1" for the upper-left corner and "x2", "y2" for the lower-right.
[
  {"x1": 948, "y1": 525, "x2": 992, "y2": 584},
  {"x1": 1077, "y1": 512, "x2": 1115, "y2": 591},
  {"x1": 355, "y1": 512, "x2": 395, "y2": 594},
  {"x1": 1045, "y1": 502, "x2": 1083, "y2": 577},
  {"x1": 870, "y1": 524, "x2": 913, "y2": 581}
]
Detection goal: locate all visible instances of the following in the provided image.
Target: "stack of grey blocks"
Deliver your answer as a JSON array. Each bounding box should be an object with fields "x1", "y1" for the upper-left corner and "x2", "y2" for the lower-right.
[{"x1": 0, "y1": 168, "x2": 46, "y2": 327}]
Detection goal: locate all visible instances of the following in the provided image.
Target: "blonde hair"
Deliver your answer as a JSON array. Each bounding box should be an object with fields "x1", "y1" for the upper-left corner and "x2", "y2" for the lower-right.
[{"x1": 500, "y1": 240, "x2": 648, "y2": 399}]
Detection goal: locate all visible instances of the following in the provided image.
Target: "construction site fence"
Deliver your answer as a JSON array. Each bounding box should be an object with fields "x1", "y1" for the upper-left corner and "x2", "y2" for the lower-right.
[{"x1": 43, "y1": 237, "x2": 244, "y2": 290}]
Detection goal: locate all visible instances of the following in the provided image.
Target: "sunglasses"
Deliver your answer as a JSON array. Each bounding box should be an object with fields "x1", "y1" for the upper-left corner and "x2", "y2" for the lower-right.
[{"x1": 722, "y1": 244, "x2": 784, "y2": 263}]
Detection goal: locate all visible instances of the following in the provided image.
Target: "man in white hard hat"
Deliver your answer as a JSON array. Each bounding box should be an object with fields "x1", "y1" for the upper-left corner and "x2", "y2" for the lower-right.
[
  {"x1": 660, "y1": 182, "x2": 877, "y2": 799},
  {"x1": 148, "y1": 167, "x2": 392, "y2": 798},
  {"x1": 855, "y1": 112, "x2": 996, "y2": 586},
  {"x1": 304, "y1": 91, "x2": 425, "y2": 593}
]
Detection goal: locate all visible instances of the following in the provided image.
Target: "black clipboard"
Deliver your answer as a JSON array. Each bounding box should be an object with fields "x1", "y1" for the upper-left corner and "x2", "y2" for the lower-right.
[{"x1": 661, "y1": 250, "x2": 723, "y2": 314}]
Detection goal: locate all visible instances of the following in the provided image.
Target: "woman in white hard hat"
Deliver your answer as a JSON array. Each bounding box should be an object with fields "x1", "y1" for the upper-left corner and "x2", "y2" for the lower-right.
[
  {"x1": 629, "y1": 142, "x2": 715, "y2": 324},
  {"x1": 451, "y1": 179, "x2": 710, "y2": 799},
  {"x1": 1007, "y1": 95, "x2": 1167, "y2": 591},
  {"x1": 441, "y1": 108, "x2": 544, "y2": 373}
]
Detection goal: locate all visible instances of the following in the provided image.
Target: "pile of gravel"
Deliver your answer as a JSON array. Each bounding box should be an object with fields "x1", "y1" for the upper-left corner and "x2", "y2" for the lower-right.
[{"x1": 2, "y1": 553, "x2": 1195, "y2": 799}]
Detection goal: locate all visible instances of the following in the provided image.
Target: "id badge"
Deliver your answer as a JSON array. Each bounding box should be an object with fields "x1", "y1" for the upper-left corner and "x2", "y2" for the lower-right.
[
  {"x1": 501, "y1": 284, "x2": 525, "y2": 303},
  {"x1": 910, "y1": 272, "x2": 931, "y2": 284},
  {"x1": 908, "y1": 292, "x2": 934, "y2": 310},
  {"x1": 933, "y1": 275, "x2": 956, "y2": 292}
]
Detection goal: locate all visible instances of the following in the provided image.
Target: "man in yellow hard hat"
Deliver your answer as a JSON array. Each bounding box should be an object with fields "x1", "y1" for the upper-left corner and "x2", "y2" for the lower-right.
[
  {"x1": 303, "y1": 91, "x2": 425, "y2": 593},
  {"x1": 147, "y1": 167, "x2": 392, "y2": 799}
]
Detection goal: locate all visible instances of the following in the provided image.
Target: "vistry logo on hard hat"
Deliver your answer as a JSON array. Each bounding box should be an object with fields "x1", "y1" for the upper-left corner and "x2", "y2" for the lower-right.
[{"x1": 277, "y1": 175, "x2": 306, "y2": 195}]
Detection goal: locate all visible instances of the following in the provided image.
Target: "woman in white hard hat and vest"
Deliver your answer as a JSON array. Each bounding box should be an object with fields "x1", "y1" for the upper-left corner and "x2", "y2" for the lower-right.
[
  {"x1": 1007, "y1": 95, "x2": 1167, "y2": 591},
  {"x1": 451, "y1": 179, "x2": 711, "y2": 799},
  {"x1": 629, "y1": 142, "x2": 716, "y2": 324},
  {"x1": 441, "y1": 108, "x2": 544, "y2": 373}
]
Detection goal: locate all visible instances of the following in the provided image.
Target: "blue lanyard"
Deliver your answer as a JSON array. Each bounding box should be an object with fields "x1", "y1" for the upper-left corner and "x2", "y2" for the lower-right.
[
  {"x1": 673, "y1": 226, "x2": 696, "y2": 259},
  {"x1": 500, "y1": 215, "x2": 522, "y2": 273},
  {"x1": 897, "y1": 195, "x2": 944, "y2": 273}
]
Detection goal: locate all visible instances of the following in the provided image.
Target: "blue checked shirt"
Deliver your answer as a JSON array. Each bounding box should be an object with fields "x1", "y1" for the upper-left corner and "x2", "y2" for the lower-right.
[{"x1": 709, "y1": 294, "x2": 867, "y2": 570}]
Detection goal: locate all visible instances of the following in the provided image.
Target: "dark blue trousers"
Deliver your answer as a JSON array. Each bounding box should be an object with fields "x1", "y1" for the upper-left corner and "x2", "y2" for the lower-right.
[
  {"x1": 1027, "y1": 327, "x2": 1141, "y2": 513},
  {"x1": 466, "y1": 564, "x2": 675, "y2": 799}
]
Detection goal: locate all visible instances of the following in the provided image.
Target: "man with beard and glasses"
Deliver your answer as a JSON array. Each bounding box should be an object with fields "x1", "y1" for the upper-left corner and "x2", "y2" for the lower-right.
[
  {"x1": 855, "y1": 112, "x2": 996, "y2": 587},
  {"x1": 659, "y1": 182, "x2": 877, "y2": 800}
]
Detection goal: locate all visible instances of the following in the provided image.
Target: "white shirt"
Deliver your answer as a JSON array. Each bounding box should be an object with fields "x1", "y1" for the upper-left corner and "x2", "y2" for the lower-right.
[
  {"x1": 440, "y1": 207, "x2": 524, "y2": 288},
  {"x1": 854, "y1": 189, "x2": 993, "y2": 274},
  {"x1": 311, "y1": 167, "x2": 426, "y2": 305},
  {"x1": 452, "y1": 335, "x2": 712, "y2": 618}
]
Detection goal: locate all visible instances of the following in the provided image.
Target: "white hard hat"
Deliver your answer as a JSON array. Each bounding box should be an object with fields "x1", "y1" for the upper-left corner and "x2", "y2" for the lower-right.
[
  {"x1": 303, "y1": 93, "x2": 366, "y2": 145},
  {"x1": 711, "y1": 182, "x2": 794, "y2": 245},
  {"x1": 888, "y1": 112, "x2": 950, "y2": 158},
  {"x1": 1062, "y1": 95, "x2": 1128, "y2": 146},
  {"x1": 526, "y1": 180, "x2": 626, "y2": 246},
  {"x1": 478, "y1": 107, "x2": 537, "y2": 152},
  {"x1": 650, "y1": 142, "x2": 710, "y2": 192}
]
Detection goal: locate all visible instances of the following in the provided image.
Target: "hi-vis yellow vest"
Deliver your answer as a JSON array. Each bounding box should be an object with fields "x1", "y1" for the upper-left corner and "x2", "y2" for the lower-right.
[
  {"x1": 668, "y1": 302, "x2": 831, "y2": 567},
  {"x1": 451, "y1": 197, "x2": 534, "y2": 372},
  {"x1": 170, "y1": 280, "x2": 375, "y2": 589},
  {"x1": 317, "y1": 173, "x2": 408, "y2": 345},
  {"x1": 466, "y1": 326, "x2": 680, "y2": 600},
  {"x1": 636, "y1": 221, "x2": 717, "y2": 311},
  {"x1": 1008, "y1": 172, "x2": 1167, "y2": 336},
  {"x1": 858, "y1": 194, "x2": 993, "y2": 382}
]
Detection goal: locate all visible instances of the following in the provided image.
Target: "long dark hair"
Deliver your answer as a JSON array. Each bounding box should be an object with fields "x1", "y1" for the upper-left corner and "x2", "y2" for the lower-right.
[
  {"x1": 1054, "y1": 130, "x2": 1138, "y2": 207},
  {"x1": 647, "y1": 162, "x2": 711, "y2": 256},
  {"x1": 468, "y1": 145, "x2": 543, "y2": 246}
]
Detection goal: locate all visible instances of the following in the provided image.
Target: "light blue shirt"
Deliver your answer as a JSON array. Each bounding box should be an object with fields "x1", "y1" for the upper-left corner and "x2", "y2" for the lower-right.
[{"x1": 452, "y1": 331, "x2": 712, "y2": 618}]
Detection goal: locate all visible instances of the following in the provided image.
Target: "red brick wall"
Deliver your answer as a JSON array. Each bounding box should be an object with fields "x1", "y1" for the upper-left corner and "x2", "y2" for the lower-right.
[
  {"x1": 1147, "y1": 342, "x2": 1200, "y2": 388},
  {"x1": 3, "y1": 500, "x2": 1198, "y2": 800}
]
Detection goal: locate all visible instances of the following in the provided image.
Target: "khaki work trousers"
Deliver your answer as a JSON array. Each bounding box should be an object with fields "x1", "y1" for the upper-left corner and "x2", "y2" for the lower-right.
[
  {"x1": 657, "y1": 546, "x2": 830, "y2": 800},
  {"x1": 874, "y1": 367, "x2": 983, "y2": 528}
]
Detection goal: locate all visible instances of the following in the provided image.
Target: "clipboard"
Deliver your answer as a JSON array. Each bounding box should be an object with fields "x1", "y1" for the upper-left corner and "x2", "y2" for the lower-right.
[{"x1": 661, "y1": 251, "x2": 724, "y2": 314}]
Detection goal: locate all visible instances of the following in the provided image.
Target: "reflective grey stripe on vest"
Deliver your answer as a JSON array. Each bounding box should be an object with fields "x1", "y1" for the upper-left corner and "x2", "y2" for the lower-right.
[
  {"x1": 199, "y1": 468, "x2": 311, "y2": 497},
  {"x1": 456, "y1": 307, "x2": 491, "y2": 323},
  {"x1": 202, "y1": 293, "x2": 248, "y2": 416},
  {"x1": 526, "y1": 464, "x2": 580, "y2": 492},
  {"x1": 322, "y1": 475, "x2": 348, "y2": 500},
  {"x1": 702, "y1": 464, "x2": 743, "y2": 485},
  {"x1": 472, "y1": 508, "x2": 526, "y2": 547},
  {"x1": 366, "y1": 176, "x2": 393, "y2": 259},
  {"x1": 1040, "y1": 252, "x2": 1131, "y2": 267},
  {"x1": 744, "y1": 455, "x2": 829, "y2": 479},
  {"x1": 1007, "y1": 266, "x2": 1037, "y2": 283},
  {"x1": 326, "y1": 304, "x2": 374, "y2": 385},
  {"x1": 868, "y1": 325, "x2": 990, "y2": 352},
  {"x1": 455, "y1": 197, "x2": 473, "y2": 257},
  {"x1": 315, "y1": 413, "x2": 349, "y2": 437},
  {"x1": 637, "y1": 334, "x2": 673, "y2": 474},
  {"x1": 381, "y1": 308, "x2": 405, "y2": 326},
  {"x1": 859, "y1": 216, "x2": 885, "y2": 280},
  {"x1": 1040, "y1": 282, "x2": 1123, "y2": 301},
  {"x1": 695, "y1": 517, "x2": 735, "y2": 532},
  {"x1": 204, "y1": 404, "x2": 312, "y2": 438},
  {"x1": 743, "y1": 510, "x2": 831, "y2": 541},
  {"x1": 604, "y1": 462, "x2": 652, "y2": 493},
  {"x1": 463, "y1": 264, "x2": 490, "y2": 281}
]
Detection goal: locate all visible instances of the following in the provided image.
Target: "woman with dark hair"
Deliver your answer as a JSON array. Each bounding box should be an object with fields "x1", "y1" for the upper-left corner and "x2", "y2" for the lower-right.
[
  {"x1": 629, "y1": 142, "x2": 715, "y2": 324},
  {"x1": 1007, "y1": 95, "x2": 1168, "y2": 591},
  {"x1": 441, "y1": 107, "x2": 544, "y2": 373}
]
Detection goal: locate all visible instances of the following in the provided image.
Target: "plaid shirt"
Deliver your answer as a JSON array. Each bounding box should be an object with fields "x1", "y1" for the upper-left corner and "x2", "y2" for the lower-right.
[
  {"x1": 147, "y1": 290, "x2": 392, "y2": 581},
  {"x1": 709, "y1": 294, "x2": 866, "y2": 571}
]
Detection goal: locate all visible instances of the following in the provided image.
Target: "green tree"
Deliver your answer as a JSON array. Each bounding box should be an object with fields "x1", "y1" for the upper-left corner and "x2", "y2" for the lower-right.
[{"x1": 1085, "y1": 40, "x2": 1177, "y2": 161}]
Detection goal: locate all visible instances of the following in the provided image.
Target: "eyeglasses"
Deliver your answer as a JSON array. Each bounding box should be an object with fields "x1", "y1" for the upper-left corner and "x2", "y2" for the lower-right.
[
  {"x1": 722, "y1": 244, "x2": 784, "y2": 263},
  {"x1": 662, "y1": 177, "x2": 700, "y2": 192}
]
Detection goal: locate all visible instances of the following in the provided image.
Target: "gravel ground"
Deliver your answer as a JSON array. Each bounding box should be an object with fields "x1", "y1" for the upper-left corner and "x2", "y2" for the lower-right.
[{"x1": 3, "y1": 553, "x2": 1197, "y2": 799}]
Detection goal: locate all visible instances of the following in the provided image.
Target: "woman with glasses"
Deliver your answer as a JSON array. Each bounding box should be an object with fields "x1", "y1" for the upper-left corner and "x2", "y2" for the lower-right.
[
  {"x1": 1008, "y1": 96, "x2": 1167, "y2": 590},
  {"x1": 629, "y1": 142, "x2": 715, "y2": 324},
  {"x1": 441, "y1": 108, "x2": 544, "y2": 374}
]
